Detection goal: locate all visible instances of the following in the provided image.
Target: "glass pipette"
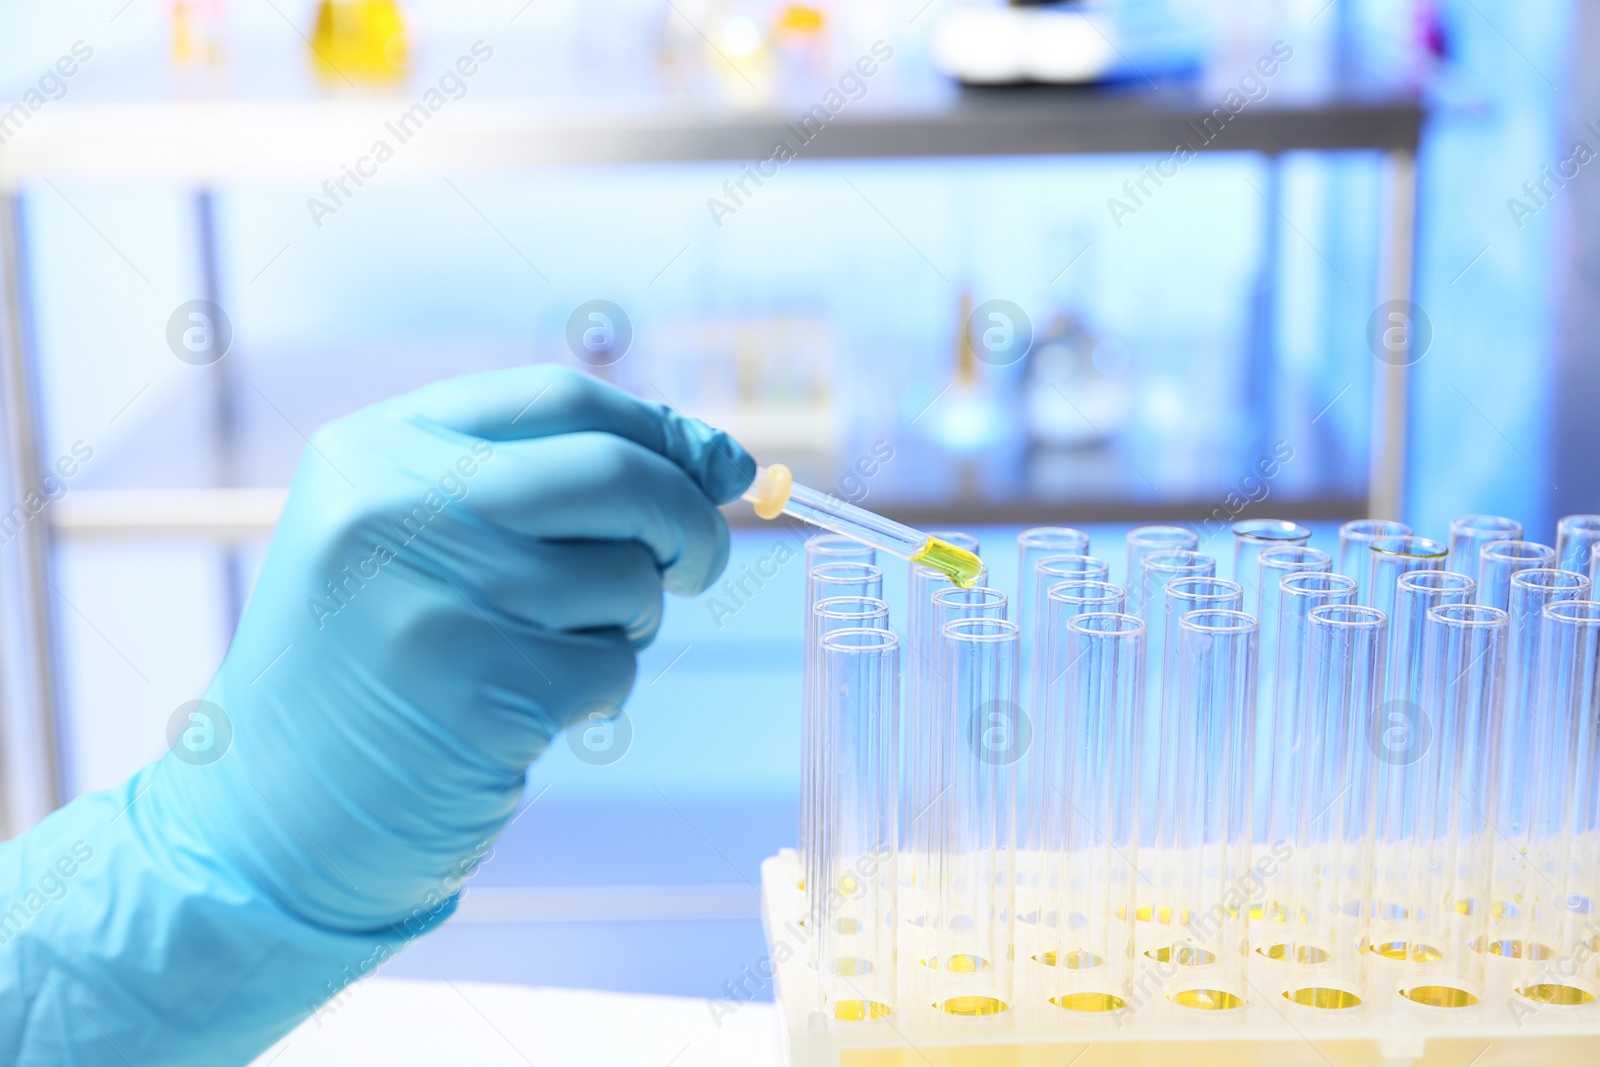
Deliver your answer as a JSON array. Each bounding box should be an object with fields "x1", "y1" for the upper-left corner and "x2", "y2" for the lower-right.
[{"x1": 741, "y1": 463, "x2": 984, "y2": 587}]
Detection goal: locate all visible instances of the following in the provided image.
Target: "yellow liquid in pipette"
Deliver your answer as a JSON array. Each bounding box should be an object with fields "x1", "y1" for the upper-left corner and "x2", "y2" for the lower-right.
[{"x1": 911, "y1": 537, "x2": 983, "y2": 588}]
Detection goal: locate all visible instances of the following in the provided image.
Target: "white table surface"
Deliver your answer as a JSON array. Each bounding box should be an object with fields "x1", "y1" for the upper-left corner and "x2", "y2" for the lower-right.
[{"x1": 248, "y1": 980, "x2": 780, "y2": 1067}]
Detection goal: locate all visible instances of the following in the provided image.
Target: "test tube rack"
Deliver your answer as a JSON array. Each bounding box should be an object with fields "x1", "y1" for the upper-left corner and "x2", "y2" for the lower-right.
[
  {"x1": 759, "y1": 848, "x2": 1600, "y2": 1066},
  {"x1": 771, "y1": 524, "x2": 1600, "y2": 1067}
]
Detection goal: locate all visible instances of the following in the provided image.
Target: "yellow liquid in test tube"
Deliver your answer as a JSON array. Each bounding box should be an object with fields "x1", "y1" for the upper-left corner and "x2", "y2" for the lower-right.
[{"x1": 742, "y1": 464, "x2": 982, "y2": 586}]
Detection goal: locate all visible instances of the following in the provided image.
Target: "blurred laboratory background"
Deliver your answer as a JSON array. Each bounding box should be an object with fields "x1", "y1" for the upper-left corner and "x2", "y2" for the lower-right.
[{"x1": 0, "y1": 0, "x2": 1590, "y2": 1000}]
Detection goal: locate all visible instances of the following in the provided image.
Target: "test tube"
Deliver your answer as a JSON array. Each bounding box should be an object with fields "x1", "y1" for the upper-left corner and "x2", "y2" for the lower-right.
[
  {"x1": 927, "y1": 617, "x2": 1020, "y2": 1016},
  {"x1": 1025, "y1": 579, "x2": 1124, "y2": 963},
  {"x1": 903, "y1": 534, "x2": 982, "y2": 896},
  {"x1": 1251, "y1": 546, "x2": 1334, "y2": 848},
  {"x1": 1017, "y1": 528, "x2": 1091, "y2": 676},
  {"x1": 1555, "y1": 515, "x2": 1600, "y2": 577},
  {"x1": 912, "y1": 586, "x2": 1008, "y2": 966},
  {"x1": 808, "y1": 597, "x2": 891, "y2": 919},
  {"x1": 1142, "y1": 578, "x2": 1243, "y2": 935},
  {"x1": 1476, "y1": 540, "x2": 1556, "y2": 611},
  {"x1": 1138, "y1": 550, "x2": 1215, "y2": 621},
  {"x1": 1369, "y1": 570, "x2": 1475, "y2": 961},
  {"x1": 1230, "y1": 519, "x2": 1312, "y2": 603},
  {"x1": 1400, "y1": 602, "x2": 1507, "y2": 1008},
  {"x1": 1490, "y1": 570, "x2": 1592, "y2": 971},
  {"x1": 1126, "y1": 526, "x2": 1199, "y2": 614},
  {"x1": 1284, "y1": 604, "x2": 1385, "y2": 1010},
  {"x1": 1366, "y1": 535, "x2": 1447, "y2": 618},
  {"x1": 802, "y1": 561, "x2": 884, "y2": 894},
  {"x1": 1024, "y1": 555, "x2": 1112, "y2": 779},
  {"x1": 1042, "y1": 612, "x2": 1144, "y2": 1014},
  {"x1": 814, "y1": 627, "x2": 899, "y2": 1021},
  {"x1": 1161, "y1": 609, "x2": 1256, "y2": 1011},
  {"x1": 1498, "y1": 600, "x2": 1600, "y2": 1004},
  {"x1": 1338, "y1": 519, "x2": 1411, "y2": 597},
  {"x1": 1447, "y1": 514, "x2": 1523, "y2": 577},
  {"x1": 1259, "y1": 572, "x2": 1357, "y2": 947}
]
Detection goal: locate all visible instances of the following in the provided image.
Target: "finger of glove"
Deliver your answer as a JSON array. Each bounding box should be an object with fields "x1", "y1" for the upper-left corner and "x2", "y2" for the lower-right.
[
  {"x1": 465, "y1": 432, "x2": 731, "y2": 597},
  {"x1": 393, "y1": 365, "x2": 756, "y2": 505},
  {"x1": 439, "y1": 538, "x2": 665, "y2": 649}
]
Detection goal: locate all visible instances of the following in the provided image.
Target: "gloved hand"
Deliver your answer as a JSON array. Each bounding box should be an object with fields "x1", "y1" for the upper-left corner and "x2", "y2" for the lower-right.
[{"x1": 0, "y1": 366, "x2": 754, "y2": 1065}]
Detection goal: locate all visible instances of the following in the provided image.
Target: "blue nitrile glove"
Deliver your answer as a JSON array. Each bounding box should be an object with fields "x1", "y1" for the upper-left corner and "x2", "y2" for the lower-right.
[{"x1": 0, "y1": 366, "x2": 755, "y2": 1065}]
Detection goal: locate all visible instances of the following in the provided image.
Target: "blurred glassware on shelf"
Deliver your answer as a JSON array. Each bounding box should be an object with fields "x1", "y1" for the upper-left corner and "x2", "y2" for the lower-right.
[
  {"x1": 311, "y1": 0, "x2": 408, "y2": 82},
  {"x1": 929, "y1": 292, "x2": 1009, "y2": 455},
  {"x1": 170, "y1": 0, "x2": 228, "y2": 69},
  {"x1": 1023, "y1": 312, "x2": 1135, "y2": 452}
]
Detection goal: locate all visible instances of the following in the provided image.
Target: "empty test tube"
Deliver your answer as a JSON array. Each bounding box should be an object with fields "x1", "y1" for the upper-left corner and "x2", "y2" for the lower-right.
[
  {"x1": 807, "y1": 596, "x2": 891, "y2": 918},
  {"x1": 1260, "y1": 572, "x2": 1357, "y2": 942},
  {"x1": 1024, "y1": 579, "x2": 1124, "y2": 963},
  {"x1": 1230, "y1": 519, "x2": 1312, "y2": 603},
  {"x1": 1138, "y1": 550, "x2": 1215, "y2": 622},
  {"x1": 1497, "y1": 600, "x2": 1600, "y2": 1004},
  {"x1": 1283, "y1": 604, "x2": 1384, "y2": 1010},
  {"x1": 1142, "y1": 578, "x2": 1242, "y2": 934},
  {"x1": 1370, "y1": 571, "x2": 1475, "y2": 961},
  {"x1": 1338, "y1": 519, "x2": 1410, "y2": 597},
  {"x1": 1555, "y1": 514, "x2": 1600, "y2": 577},
  {"x1": 1042, "y1": 612, "x2": 1145, "y2": 1014},
  {"x1": 1367, "y1": 535, "x2": 1447, "y2": 618},
  {"x1": 1017, "y1": 528, "x2": 1092, "y2": 676},
  {"x1": 1251, "y1": 546, "x2": 1334, "y2": 846},
  {"x1": 927, "y1": 617, "x2": 1021, "y2": 1016},
  {"x1": 816, "y1": 627, "x2": 900, "y2": 1022},
  {"x1": 1160, "y1": 608, "x2": 1256, "y2": 1011},
  {"x1": 802, "y1": 561, "x2": 884, "y2": 895},
  {"x1": 1447, "y1": 514, "x2": 1523, "y2": 578},
  {"x1": 1400, "y1": 602, "x2": 1508, "y2": 1008},
  {"x1": 745, "y1": 464, "x2": 983, "y2": 587},
  {"x1": 1126, "y1": 526, "x2": 1199, "y2": 614},
  {"x1": 1490, "y1": 572, "x2": 1593, "y2": 980},
  {"x1": 1477, "y1": 540, "x2": 1556, "y2": 611}
]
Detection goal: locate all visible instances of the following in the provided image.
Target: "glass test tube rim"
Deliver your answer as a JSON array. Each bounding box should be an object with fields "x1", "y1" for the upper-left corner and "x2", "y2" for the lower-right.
[
  {"x1": 1045, "y1": 579, "x2": 1126, "y2": 609},
  {"x1": 1279, "y1": 571, "x2": 1359, "y2": 600},
  {"x1": 1069, "y1": 610, "x2": 1146, "y2": 638},
  {"x1": 943, "y1": 615, "x2": 1022, "y2": 642},
  {"x1": 1543, "y1": 598, "x2": 1600, "y2": 625},
  {"x1": 820, "y1": 625, "x2": 900, "y2": 653},
  {"x1": 1231, "y1": 518, "x2": 1313, "y2": 543},
  {"x1": 811, "y1": 560, "x2": 886, "y2": 586},
  {"x1": 815, "y1": 596, "x2": 891, "y2": 622},
  {"x1": 1371, "y1": 535, "x2": 1449, "y2": 561},
  {"x1": 1430, "y1": 601, "x2": 1511, "y2": 628},
  {"x1": 1479, "y1": 539, "x2": 1556, "y2": 565},
  {"x1": 1509, "y1": 567, "x2": 1592, "y2": 596},
  {"x1": 1141, "y1": 549, "x2": 1216, "y2": 576},
  {"x1": 1128, "y1": 525, "x2": 1199, "y2": 548},
  {"x1": 1307, "y1": 602, "x2": 1389, "y2": 628},
  {"x1": 1450, "y1": 514, "x2": 1524, "y2": 537},
  {"x1": 1341, "y1": 518, "x2": 1412, "y2": 541},
  {"x1": 932, "y1": 586, "x2": 1008, "y2": 613},
  {"x1": 1396, "y1": 569, "x2": 1477, "y2": 596},
  {"x1": 929, "y1": 530, "x2": 981, "y2": 552},
  {"x1": 808, "y1": 533, "x2": 878, "y2": 561},
  {"x1": 1019, "y1": 527, "x2": 1091, "y2": 552},
  {"x1": 1178, "y1": 606, "x2": 1259, "y2": 634},
  {"x1": 1167, "y1": 576, "x2": 1244, "y2": 603},
  {"x1": 1259, "y1": 545, "x2": 1333, "y2": 568},
  {"x1": 1036, "y1": 553, "x2": 1111, "y2": 580}
]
